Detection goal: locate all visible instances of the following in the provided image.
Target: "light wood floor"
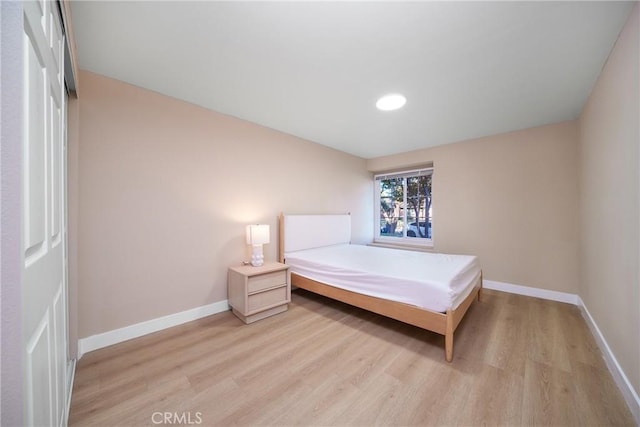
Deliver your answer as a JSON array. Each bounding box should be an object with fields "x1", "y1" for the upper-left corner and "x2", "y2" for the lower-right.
[{"x1": 69, "y1": 289, "x2": 635, "y2": 426}]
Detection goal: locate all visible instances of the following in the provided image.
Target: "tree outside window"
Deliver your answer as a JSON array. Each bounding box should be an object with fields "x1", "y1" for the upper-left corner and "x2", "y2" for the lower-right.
[{"x1": 377, "y1": 169, "x2": 432, "y2": 243}]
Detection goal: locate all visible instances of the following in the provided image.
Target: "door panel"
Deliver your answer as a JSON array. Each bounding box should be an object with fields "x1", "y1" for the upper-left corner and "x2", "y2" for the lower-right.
[
  {"x1": 25, "y1": 312, "x2": 53, "y2": 427},
  {"x1": 52, "y1": 283, "x2": 66, "y2": 425},
  {"x1": 24, "y1": 34, "x2": 47, "y2": 259},
  {"x1": 50, "y1": 87, "x2": 62, "y2": 244},
  {"x1": 23, "y1": 1, "x2": 69, "y2": 425}
]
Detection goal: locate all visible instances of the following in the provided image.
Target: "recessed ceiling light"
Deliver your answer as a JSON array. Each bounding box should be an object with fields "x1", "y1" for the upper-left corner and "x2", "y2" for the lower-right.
[{"x1": 376, "y1": 94, "x2": 406, "y2": 111}]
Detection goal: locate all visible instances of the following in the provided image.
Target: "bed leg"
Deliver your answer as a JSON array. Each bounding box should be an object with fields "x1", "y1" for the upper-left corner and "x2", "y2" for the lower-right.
[
  {"x1": 445, "y1": 310, "x2": 454, "y2": 362},
  {"x1": 478, "y1": 271, "x2": 483, "y2": 302}
]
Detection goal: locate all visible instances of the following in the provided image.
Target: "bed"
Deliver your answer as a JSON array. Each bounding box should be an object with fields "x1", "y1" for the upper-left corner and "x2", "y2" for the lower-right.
[{"x1": 278, "y1": 213, "x2": 482, "y2": 362}]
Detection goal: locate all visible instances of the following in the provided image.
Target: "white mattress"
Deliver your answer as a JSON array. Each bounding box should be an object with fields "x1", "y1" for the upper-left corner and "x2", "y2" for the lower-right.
[{"x1": 285, "y1": 244, "x2": 481, "y2": 312}]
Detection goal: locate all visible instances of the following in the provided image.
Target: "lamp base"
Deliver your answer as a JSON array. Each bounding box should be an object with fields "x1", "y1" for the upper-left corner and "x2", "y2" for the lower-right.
[{"x1": 250, "y1": 244, "x2": 264, "y2": 267}]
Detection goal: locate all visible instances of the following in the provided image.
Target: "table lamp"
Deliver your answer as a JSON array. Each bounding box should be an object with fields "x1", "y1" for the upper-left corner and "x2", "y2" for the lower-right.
[{"x1": 246, "y1": 224, "x2": 270, "y2": 267}]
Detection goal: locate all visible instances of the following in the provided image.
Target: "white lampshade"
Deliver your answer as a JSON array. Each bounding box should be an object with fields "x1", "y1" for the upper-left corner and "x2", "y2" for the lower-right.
[{"x1": 246, "y1": 224, "x2": 270, "y2": 246}]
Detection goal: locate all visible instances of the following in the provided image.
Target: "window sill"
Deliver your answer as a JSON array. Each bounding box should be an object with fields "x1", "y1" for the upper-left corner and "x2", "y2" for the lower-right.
[{"x1": 369, "y1": 240, "x2": 434, "y2": 253}]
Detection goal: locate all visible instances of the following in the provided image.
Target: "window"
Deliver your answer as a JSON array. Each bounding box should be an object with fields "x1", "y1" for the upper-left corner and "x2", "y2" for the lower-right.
[{"x1": 375, "y1": 168, "x2": 433, "y2": 245}]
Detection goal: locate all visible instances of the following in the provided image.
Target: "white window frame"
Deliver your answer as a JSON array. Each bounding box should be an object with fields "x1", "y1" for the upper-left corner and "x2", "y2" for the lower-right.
[{"x1": 374, "y1": 167, "x2": 433, "y2": 247}]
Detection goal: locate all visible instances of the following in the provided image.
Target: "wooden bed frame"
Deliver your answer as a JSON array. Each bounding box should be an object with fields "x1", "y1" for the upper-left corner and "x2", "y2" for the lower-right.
[{"x1": 278, "y1": 213, "x2": 482, "y2": 362}]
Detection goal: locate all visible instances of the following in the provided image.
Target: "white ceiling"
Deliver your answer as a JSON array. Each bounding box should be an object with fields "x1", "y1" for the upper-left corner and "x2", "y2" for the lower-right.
[{"x1": 70, "y1": 1, "x2": 635, "y2": 159}]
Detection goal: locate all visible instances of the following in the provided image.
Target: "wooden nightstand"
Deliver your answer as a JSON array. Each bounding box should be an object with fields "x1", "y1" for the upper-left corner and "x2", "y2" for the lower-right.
[{"x1": 228, "y1": 262, "x2": 291, "y2": 324}]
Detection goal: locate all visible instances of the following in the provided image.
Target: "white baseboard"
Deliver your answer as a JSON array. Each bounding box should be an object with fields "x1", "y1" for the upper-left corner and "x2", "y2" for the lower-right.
[
  {"x1": 483, "y1": 279, "x2": 579, "y2": 305},
  {"x1": 77, "y1": 300, "x2": 229, "y2": 358},
  {"x1": 483, "y1": 279, "x2": 638, "y2": 424},
  {"x1": 577, "y1": 297, "x2": 640, "y2": 424}
]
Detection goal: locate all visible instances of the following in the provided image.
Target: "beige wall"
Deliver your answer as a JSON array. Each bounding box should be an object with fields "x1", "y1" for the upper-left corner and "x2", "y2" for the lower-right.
[
  {"x1": 368, "y1": 121, "x2": 580, "y2": 294},
  {"x1": 77, "y1": 71, "x2": 372, "y2": 338},
  {"x1": 579, "y1": 3, "x2": 639, "y2": 397}
]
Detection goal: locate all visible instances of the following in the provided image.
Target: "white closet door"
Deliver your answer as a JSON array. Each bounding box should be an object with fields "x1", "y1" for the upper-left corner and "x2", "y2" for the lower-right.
[{"x1": 22, "y1": 1, "x2": 69, "y2": 425}]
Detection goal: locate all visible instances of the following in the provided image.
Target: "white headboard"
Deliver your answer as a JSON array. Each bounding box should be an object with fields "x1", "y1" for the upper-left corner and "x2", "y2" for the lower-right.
[{"x1": 279, "y1": 214, "x2": 351, "y2": 259}]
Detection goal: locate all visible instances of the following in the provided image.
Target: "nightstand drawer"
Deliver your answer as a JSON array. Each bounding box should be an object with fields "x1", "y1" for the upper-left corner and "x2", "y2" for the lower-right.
[
  {"x1": 247, "y1": 286, "x2": 287, "y2": 312},
  {"x1": 247, "y1": 270, "x2": 287, "y2": 293}
]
